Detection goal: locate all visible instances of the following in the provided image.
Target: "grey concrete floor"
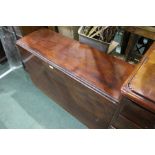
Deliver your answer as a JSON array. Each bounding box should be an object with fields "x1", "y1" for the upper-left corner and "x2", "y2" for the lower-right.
[{"x1": 0, "y1": 63, "x2": 87, "y2": 129}]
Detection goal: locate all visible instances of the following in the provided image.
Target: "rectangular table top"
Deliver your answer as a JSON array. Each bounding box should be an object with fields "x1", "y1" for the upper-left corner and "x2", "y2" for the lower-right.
[{"x1": 17, "y1": 28, "x2": 134, "y2": 102}]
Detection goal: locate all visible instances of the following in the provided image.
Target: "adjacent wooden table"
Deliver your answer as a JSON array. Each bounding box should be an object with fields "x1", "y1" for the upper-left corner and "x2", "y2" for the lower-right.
[
  {"x1": 122, "y1": 42, "x2": 155, "y2": 113},
  {"x1": 110, "y1": 43, "x2": 155, "y2": 129}
]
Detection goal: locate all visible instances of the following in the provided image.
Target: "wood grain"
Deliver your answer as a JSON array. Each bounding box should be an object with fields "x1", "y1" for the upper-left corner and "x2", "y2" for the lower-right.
[
  {"x1": 112, "y1": 114, "x2": 141, "y2": 129},
  {"x1": 110, "y1": 97, "x2": 155, "y2": 129},
  {"x1": 122, "y1": 42, "x2": 155, "y2": 113},
  {"x1": 16, "y1": 28, "x2": 135, "y2": 128},
  {"x1": 17, "y1": 28, "x2": 134, "y2": 102},
  {"x1": 25, "y1": 56, "x2": 117, "y2": 128},
  {"x1": 121, "y1": 99, "x2": 155, "y2": 128},
  {"x1": 20, "y1": 26, "x2": 47, "y2": 36}
]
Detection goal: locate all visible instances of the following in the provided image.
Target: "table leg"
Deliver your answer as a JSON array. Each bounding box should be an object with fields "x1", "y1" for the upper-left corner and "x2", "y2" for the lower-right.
[
  {"x1": 124, "y1": 33, "x2": 139, "y2": 61},
  {"x1": 121, "y1": 31, "x2": 130, "y2": 55}
]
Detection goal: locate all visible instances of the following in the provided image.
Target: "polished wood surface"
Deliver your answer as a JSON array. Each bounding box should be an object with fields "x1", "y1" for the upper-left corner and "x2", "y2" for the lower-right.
[
  {"x1": 20, "y1": 26, "x2": 47, "y2": 36},
  {"x1": 122, "y1": 42, "x2": 155, "y2": 113},
  {"x1": 19, "y1": 27, "x2": 47, "y2": 61},
  {"x1": 111, "y1": 114, "x2": 141, "y2": 129},
  {"x1": 110, "y1": 97, "x2": 155, "y2": 129},
  {"x1": 16, "y1": 28, "x2": 155, "y2": 129},
  {"x1": 16, "y1": 28, "x2": 135, "y2": 128},
  {"x1": 110, "y1": 42, "x2": 155, "y2": 129},
  {"x1": 121, "y1": 99, "x2": 155, "y2": 128},
  {"x1": 25, "y1": 55, "x2": 117, "y2": 128},
  {"x1": 130, "y1": 51, "x2": 155, "y2": 102},
  {"x1": 17, "y1": 28, "x2": 134, "y2": 102}
]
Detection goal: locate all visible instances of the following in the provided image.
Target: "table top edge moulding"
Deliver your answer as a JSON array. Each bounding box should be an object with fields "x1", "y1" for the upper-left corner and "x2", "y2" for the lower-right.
[{"x1": 16, "y1": 28, "x2": 134, "y2": 103}]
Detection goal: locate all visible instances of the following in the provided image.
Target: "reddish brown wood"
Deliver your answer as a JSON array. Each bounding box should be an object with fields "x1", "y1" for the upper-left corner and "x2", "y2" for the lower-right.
[
  {"x1": 124, "y1": 33, "x2": 139, "y2": 61},
  {"x1": 24, "y1": 56, "x2": 117, "y2": 128},
  {"x1": 112, "y1": 114, "x2": 141, "y2": 129},
  {"x1": 19, "y1": 27, "x2": 47, "y2": 61},
  {"x1": 122, "y1": 42, "x2": 155, "y2": 113},
  {"x1": 129, "y1": 52, "x2": 155, "y2": 102},
  {"x1": 18, "y1": 46, "x2": 32, "y2": 61},
  {"x1": 17, "y1": 28, "x2": 134, "y2": 102},
  {"x1": 109, "y1": 97, "x2": 155, "y2": 129},
  {"x1": 121, "y1": 99, "x2": 155, "y2": 128},
  {"x1": 16, "y1": 28, "x2": 135, "y2": 128},
  {"x1": 20, "y1": 26, "x2": 47, "y2": 36}
]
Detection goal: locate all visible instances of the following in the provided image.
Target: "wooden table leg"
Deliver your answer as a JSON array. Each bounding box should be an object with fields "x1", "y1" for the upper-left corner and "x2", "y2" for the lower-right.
[
  {"x1": 124, "y1": 33, "x2": 139, "y2": 61},
  {"x1": 121, "y1": 31, "x2": 130, "y2": 55}
]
